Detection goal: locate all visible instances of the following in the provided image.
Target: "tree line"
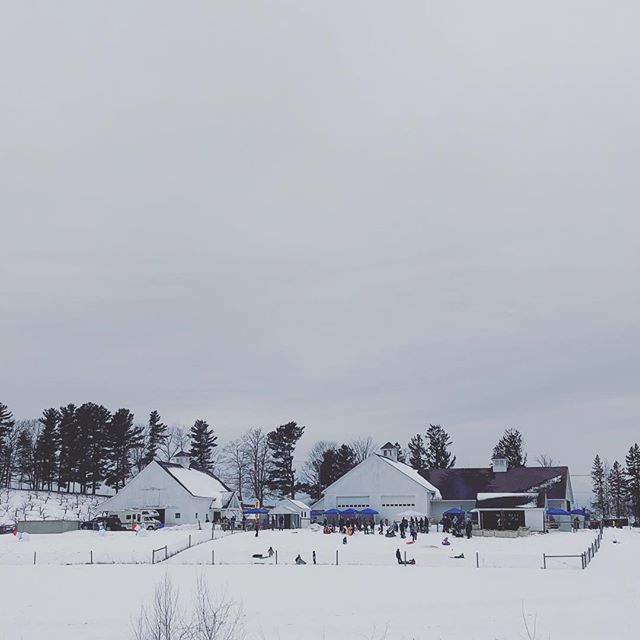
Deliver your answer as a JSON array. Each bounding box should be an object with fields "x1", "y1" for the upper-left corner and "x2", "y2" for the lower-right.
[
  {"x1": 591, "y1": 446, "x2": 640, "y2": 521},
  {"x1": 0, "y1": 401, "x2": 308, "y2": 502},
  {"x1": 2, "y1": 399, "x2": 542, "y2": 504}
]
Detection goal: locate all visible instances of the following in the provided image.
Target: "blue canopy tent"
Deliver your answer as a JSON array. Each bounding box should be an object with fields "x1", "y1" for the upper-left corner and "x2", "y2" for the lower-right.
[
  {"x1": 570, "y1": 509, "x2": 588, "y2": 517},
  {"x1": 443, "y1": 507, "x2": 465, "y2": 516},
  {"x1": 547, "y1": 507, "x2": 570, "y2": 516},
  {"x1": 324, "y1": 508, "x2": 341, "y2": 516},
  {"x1": 340, "y1": 508, "x2": 359, "y2": 516},
  {"x1": 310, "y1": 509, "x2": 325, "y2": 517},
  {"x1": 243, "y1": 507, "x2": 269, "y2": 515},
  {"x1": 358, "y1": 508, "x2": 379, "y2": 516}
]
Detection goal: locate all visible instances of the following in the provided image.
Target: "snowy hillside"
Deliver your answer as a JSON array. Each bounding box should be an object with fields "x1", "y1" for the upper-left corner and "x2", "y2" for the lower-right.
[{"x1": 0, "y1": 488, "x2": 106, "y2": 526}]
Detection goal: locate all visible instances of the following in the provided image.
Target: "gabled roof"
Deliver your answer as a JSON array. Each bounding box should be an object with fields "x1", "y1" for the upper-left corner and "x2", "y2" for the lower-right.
[
  {"x1": 377, "y1": 455, "x2": 442, "y2": 499},
  {"x1": 174, "y1": 451, "x2": 191, "y2": 457},
  {"x1": 157, "y1": 461, "x2": 231, "y2": 498},
  {"x1": 424, "y1": 466, "x2": 569, "y2": 501},
  {"x1": 380, "y1": 442, "x2": 396, "y2": 449}
]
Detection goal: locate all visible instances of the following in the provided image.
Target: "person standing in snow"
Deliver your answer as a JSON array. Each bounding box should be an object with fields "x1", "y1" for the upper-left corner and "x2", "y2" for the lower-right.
[
  {"x1": 254, "y1": 520, "x2": 260, "y2": 537},
  {"x1": 312, "y1": 550, "x2": 317, "y2": 565},
  {"x1": 465, "y1": 519, "x2": 473, "y2": 539}
]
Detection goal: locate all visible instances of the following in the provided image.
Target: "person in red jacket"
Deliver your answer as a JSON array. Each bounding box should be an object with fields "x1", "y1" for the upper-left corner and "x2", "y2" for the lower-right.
[{"x1": 254, "y1": 520, "x2": 260, "y2": 537}]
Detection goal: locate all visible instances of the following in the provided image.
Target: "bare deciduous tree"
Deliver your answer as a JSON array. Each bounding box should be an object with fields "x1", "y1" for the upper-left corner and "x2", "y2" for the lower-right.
[
  {"x1": 132, "y1": 574, "x2": 243, "y2": 640},
  {"x1": 350, "y1": 436, "x2": 379, "y2": 464},
  {"x1": 535, "y1": 454, "x2": 557, "y2": 467},
  {"x1": 218, "y1": 438, "x2": 249, "y2": 503},
  {"x1": 242, "y1": 428, "x2": 271, "y2": 506},
  {"x1": 158, "y1": 426, "x2": 190, "y2": 462}
]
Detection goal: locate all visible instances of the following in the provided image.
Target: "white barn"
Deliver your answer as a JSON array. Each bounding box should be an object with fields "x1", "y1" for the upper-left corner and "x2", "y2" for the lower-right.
[
  {"x1": 100, "y1": 452, "x2": 241, "y2": 526},
  {"x1": 313, "y1": 444, "x2": 441, "y2": 521}
]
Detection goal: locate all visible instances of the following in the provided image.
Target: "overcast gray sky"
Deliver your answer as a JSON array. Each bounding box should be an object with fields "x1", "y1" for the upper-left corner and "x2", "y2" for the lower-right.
[{"x1": 2, "y1": 2, "x2": 639, "y2": 502}]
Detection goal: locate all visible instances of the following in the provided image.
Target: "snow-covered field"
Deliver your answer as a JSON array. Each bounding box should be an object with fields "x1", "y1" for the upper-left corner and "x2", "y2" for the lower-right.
[
  {"x1": 0, "y1": 526, "x2": 635, "y2": 639},
  {"x1": 0, "y1": 525, "x2": 222, "y2": 565},
  {"x1": 169, "y1": 526, "x2": 599, "y2": 569}
]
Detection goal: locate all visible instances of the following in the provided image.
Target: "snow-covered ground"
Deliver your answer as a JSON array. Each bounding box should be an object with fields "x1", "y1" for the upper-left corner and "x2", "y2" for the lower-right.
[
  {"x1": 169, "y1": 526, "x2": 600, "y2": 569},
  {"x1": 0, "y1": 524, "x2": 221, "y2": 565},
  {"x1": 0, "y1": 488, "x2": 105, "y2": 526},
  {"x1": 0, "y1": 526, "x2": 635, "y2": 639}
]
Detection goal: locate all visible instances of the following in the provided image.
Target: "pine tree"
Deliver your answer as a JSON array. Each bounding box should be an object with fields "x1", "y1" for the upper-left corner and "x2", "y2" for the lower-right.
[
  {"x1": 492, "y1": 428, "x2": 526, "y2": 469},
  {"x1": 75, "y1": 403, "x2": 110, "y2": 494},
  {"x1": 57, "y1": 404, "x2": 78, "y2": 491},
  {"x1": 0, "y1": 402, "x2": 16, "y2": 486},
  {"x1": 85, "y1": 404, "x2": 111, "y2": 494},
  {"x1": 334, "y1": 444, "x2": 356, "y2": 478},
  {"x1": 394, "y1": 442, "x2": 406, "y2": 464},
  {"x1": 408, "y1": 434, "x2": 428, "y2": 473},
  {"x1": 189, "y1": 419, "x2": 217, "y2": 471},
  {"x1": 0, "y1": 402, "x2": 15, "y2": 450},
  {"x1": 105, "y1": 409, "x2": 144, "y2": 491},
  {"x1": 14, "y1": 429, "x2": 34, "y2": 488},
  {"x1": 591, "y1": 454, "x2": 608, "y2": 518},
  {"x1": 625, "y1": 444, "x2": 640, "y2": 521},
  {"x1": 608, "y1": 460, "x2": 627, "y2": 518},
  {"x1": 425, "y1": 424, "x2": 456, "y2": 469},
  {"x1": 319, "y1": 447, "x2": 339, "y2": 488},
  {"x1": 35, "y1": 408, "x2": 60, "y2": 490},
  {"x1": 142, "y1": 410, "x2": 168, "y2": 467},
  {"x1": 267, "y1": 421, "x2": 305, "y2": 498}
]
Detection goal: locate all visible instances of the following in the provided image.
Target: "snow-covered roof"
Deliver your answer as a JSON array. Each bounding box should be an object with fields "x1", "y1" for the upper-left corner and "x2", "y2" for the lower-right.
[
  {"x1": 476, "y1": 492, "x2": 536, "y2": 501},
  {"x1": 377, "y1": 455, "x2": 442, "y2": 499},
  {"x1": 159, "y1": 462, "x2": 229, "y2": 498},
  {"x1": 287, "y1": 499, "x2": 310, "y2": 512},
  {"x1": 270, "y1": 505, "x2": 297, "y2": 515}
]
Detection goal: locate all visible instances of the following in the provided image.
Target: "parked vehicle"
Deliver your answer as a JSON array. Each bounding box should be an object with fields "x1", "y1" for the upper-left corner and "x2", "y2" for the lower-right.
[
  {"x1": 109, "y1": 509, "x2": 162, "y2": 531},
  {"x1": 80, "y1": 515, "x2": 124, "y2": 531},
  {"x1": 0, "y1": 524, "x2": 15, "y2": 535}
]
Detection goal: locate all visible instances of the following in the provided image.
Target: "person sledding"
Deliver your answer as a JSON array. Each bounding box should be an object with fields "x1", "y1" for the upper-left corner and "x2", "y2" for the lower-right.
[
  {"x1": 396, "y1": 548, "x2": 416, "y2": 565},
  {"x1": 252, "y1": 546, "x2": 276, "y2": 560},
  {"x1": 295, "y1": 554, "x2": 306, "y2": 565},
  {"x1": 451, "y1": 552, "x2": 465, "y2": 559},
  {"x1": 441, "y1": 536, "x2": 451, "y2": 546}
]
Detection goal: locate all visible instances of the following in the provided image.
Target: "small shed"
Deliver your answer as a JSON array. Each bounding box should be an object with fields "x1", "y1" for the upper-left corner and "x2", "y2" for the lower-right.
[{"x1": 269, "y1": 498, "x2": 311, "y2": 529}]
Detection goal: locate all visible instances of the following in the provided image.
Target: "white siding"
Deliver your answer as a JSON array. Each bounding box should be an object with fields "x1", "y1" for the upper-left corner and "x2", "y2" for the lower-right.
[{"x1": 321, "y1": 455, "x2": 433, "y2": 520}]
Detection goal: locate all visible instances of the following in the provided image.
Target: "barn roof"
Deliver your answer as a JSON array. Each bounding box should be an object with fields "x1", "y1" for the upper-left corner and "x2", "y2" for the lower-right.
[
  {"x1": 377, "y1": 455, "x2": 442, "y2": 499},
  {"x1": 158, "y1": 462, "x2": 231, "y2": 498},
  {"x1": 423, "y1": 466, "x2": 569, "y2": 501}
]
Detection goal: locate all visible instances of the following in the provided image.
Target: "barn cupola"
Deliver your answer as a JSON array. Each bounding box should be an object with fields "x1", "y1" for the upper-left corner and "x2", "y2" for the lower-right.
[
  {"x1": 173, "y1": 451, "x2": 191, "y2": 469},
  {"x1": 491, "y1": 454, "x2": 508, "y2": 473},
  {"x1": 380, "y1": 442, "x2": 399, "y2": 462}
]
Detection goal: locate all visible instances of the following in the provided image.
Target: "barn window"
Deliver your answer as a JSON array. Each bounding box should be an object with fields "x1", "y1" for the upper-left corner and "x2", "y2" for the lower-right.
[{"x1": 175, "y1": 513, "x2": 181, "y2": 519}]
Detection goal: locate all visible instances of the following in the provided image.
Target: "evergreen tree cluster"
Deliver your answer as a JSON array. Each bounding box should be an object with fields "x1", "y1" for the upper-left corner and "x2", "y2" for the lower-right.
[
  {"x1": 0, "y1": 400, "x2": 188, "y2": 493},
  {"x1": 591, "y1": 445, "x2": 640, "y2": 519},
  {"x1": 407, "y1": 424, "x2": 456, "y2": 472}
]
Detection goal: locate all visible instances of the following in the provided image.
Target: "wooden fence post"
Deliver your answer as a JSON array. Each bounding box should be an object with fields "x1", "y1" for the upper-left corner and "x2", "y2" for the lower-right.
[
  {"x1": 476, "y1": 551, "x2": 479, "y2": 568},
  {"x1": 211, "y1": 549, "x2": 215, "y2": 565},
  {"x1": 33, "y1": 551, "x2": 36, "y2": 566},
  {"x1": 543, "y1": 553, "x2": 546, "y2": 569},
  {"x1": 275, "y1": 550, "x2": 278, "y2": 565},
  {"x1": 189, "y1": 535, "x2": 192, "y2": 548},
  {"x1": 336, "y1": 549, "x2": 339, "y2": 566},
  {"x1": 90, "y1": 550, "x2": 93, "y2": 565}
]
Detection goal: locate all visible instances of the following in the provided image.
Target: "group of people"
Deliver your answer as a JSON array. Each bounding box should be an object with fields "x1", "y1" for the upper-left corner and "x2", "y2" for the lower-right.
[{"x1": 441, "y1": 515, "x2": 473, "y2": 539}]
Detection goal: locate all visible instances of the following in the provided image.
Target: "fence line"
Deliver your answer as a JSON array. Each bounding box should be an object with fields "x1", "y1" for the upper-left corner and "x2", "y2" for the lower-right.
[{"x1": 543, "y1": 528, "x2": 603, "y2": 570}]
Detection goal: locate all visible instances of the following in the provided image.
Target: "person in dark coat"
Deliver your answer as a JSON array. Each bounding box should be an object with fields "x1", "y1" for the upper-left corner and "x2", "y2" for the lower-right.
[
  {"x1": 465, "y1": 519, "x2": 473, "y2": 539},
  {"x1": 396, "y1": 548, "x2": 403, "y2": 564},
  {"x1": 254, "y1": 520, "x2": 260, "y2": 537}
]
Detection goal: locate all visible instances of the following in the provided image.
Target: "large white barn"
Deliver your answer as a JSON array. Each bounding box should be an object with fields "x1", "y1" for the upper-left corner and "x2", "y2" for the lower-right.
[
  {"x1": 100, "y1": 452, "x2": 241, "y2": 526},
  {"x1": 312, "y1": 443, "x2": 442, "y2": 520},
  {"x1": 312, "y1": 444, "x2": 574, "y2": 533}
]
